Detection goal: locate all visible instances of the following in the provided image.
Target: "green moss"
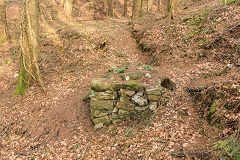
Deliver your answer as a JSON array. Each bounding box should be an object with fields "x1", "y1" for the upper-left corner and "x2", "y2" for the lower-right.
[
  {"x1": 207, "y1": 100, "x2": 219, "y2": 121},
  {"x1": 186, "y1": 9, "x2": 209, "y2": 26},
  {"x1": 15, "y1": 55, "x2": 29, "y2": 95},
  {"x1": 214, "y1": 135, "x2": 240, "y2": 159},
  {"x1": 221, "y1": 0, "x2": 239, "y2": 4}
]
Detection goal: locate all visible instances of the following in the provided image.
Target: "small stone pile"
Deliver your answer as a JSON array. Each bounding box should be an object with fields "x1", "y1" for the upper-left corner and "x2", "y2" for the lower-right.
[{"x1": 88, "y1": 78, "x2": 164, "y2": 130}]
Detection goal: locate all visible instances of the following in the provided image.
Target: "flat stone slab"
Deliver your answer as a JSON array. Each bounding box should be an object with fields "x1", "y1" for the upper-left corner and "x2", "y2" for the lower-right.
[
  {"x1": 92, "y1": 116, "x2": 111, "y2": 125},
  {"x1": 90, "y1": 99, "x2": 114, "y2": 111},
  {"x1": 146, "y1": 86, "x2": 164, "y2": 96},
  {"x1": 90, "y1": 91, "x2": 118, "y2": 100},
  {"x1": 122, "y1": 81, "x2": 144, "y2": 91}
]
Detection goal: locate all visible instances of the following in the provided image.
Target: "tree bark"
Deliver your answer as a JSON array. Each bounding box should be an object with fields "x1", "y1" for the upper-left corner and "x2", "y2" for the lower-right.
[
  {"x1": 166, "y1": 0, "x2": 173, "y2": 19},
  {"x1": 103, "y1": 0, "x2": 108, "y2": 13},
  {"x1": 64, "y1": 0, "x2": 73, "y2": 18},
  {"x1": 132, "y1": 0, "x2": 141, "y2": 19},
  {"x1": 172, "y1": 0, "x2": 179, "y2": 16},
  {"x1": 140, "y1": 0, "x2": 143, "y2": 16},
  {"x1": 61, "y1": 0, "x2": 65, "y2": 5},
  {"x1": 107, "y1": 0, "x2": 113, "y2": 17},
  {"x1": 147, "y1": 0, "x2": 153, "y2": 13},
  {"x1": 123, "y1": 0, "x2": 127, "y2": 16},
  {"x1": 16, "y1": 0, "x2": 45, "y2": 94},
  {"x1": 157, "y1": 0, "x2": 161, "y2": 12},
  {"x1": 0, "y1": 1, "x2": 10, "y2": 41}
]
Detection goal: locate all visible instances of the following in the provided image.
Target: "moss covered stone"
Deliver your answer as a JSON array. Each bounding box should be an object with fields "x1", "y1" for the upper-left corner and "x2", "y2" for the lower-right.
[
  {"x1": 91, "y1": 78, "x2": 111, "y2": 92},
  {"x1": 90, "y1": 99, "x2": 114, "y2": 111},
  {"x1": 118, "y1": 109, "x2": 130, "y2": 118},
  {"x1": 122, "y1": 72, "x2": 143, "y2": 80},
  {"x1": 93, "y1": 116, "x2": 111, "y2": 125},
  {"x1": 118, "y1": 89, "x2": 135, "y2": 97},
  {"x1": 148, "y1": 95, "x2": 161, "y2": 101},
  {"x1": 122, "y1": 81, "x2": 144, "y2": 91},
  {"x1": 91, "y1": 109, "x2": 111, "y2": 118},
  {"x1": 91, "y1": 91, "x2": 118, "y2": 100},
  {"x1": 116, "y1": 100, "x2": 135, "y2": 111},
  {"x1": 149, "y1": 102, "x2": 158, "y2": 111},
  {"x1": 135, "y1": 106, "x2": 149, "y2": 111},
  {"x1": 146, "y1": 86, "x2": 164, "y2": 96}
]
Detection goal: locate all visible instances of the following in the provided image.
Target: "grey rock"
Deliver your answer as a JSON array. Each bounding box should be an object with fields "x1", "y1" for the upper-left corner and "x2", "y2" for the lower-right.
[
  {"x1": 136, "y1": 92, "x2": 144, "y2": 96},
  {"x1": 146, "y1": 86, "x2": 163, "y2": 96},
  {"x1": 149, "y1": 102, "x2": 158, "y2": 111},
  {"x1": 132, "y1": 95, "x2": 148, "y2": 106},
  {"x1": 112, "y1": 107, "x2": 118, "y2": 113},
  {"x1": 145, "y1": 73, "x2": 152, "y2": 78},
  {"x1": 135, "y1": 106, "x2": 149, "y2": 111},
  {"x1": 94, "y1": 123, "x2": 103, "y2": 130}
]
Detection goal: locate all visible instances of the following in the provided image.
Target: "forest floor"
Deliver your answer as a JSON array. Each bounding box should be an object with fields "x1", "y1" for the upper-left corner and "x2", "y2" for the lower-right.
[{"x1": 0, "y1": 0, "x2": 239, "y2": 159}]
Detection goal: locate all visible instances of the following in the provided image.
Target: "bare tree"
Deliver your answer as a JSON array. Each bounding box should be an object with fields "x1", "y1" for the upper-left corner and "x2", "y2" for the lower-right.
[
  {"x1": 165, "y1": 0, "x2": 179, "y2": 20},
  {"x1": 108, "y1": 0, "x2": 113, "y2": 17},
  {"x1": 157, "y1": 0, "x2": 161, "y2": 12},
  {"x1": 147, "y1": 0, "x2": 153, "y2": 13},
  {"x1": 0, "y1": 0, "x2": 10, "y2": 41},
  {"x1": 171, "y1": 0, "x2": 179, "y2": 17},
  {"x1": 16, "y1": 0, "x2": 45, "y2": 94},
  {"x1": 123, "y1": 0, "x2": 127, "y2": 16},
  {"x1": 132, "y1": 0, "x2": 141, "y2": 19},
  {"x1": 103, "y1": 0, "x2": 108, "y2": 13},
  {"x1": 63, "y1": 0, "x2": 73, "y2": 18},
  {"x1": 166, "y1": 0, "x2": 173, "y2": 19}
]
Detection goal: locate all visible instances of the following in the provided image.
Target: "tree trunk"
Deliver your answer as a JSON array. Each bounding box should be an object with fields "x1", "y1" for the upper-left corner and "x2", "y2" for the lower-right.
[
  {"x1": 103, "y1": 0, "x2": 108, "y2": 13},
  {"x1": 157, "y1": 0, "x2": 161, "y2": 12},
  {"x1": 61, "y1": 0, "x2": 65, "y2": 5},
  {"x1": 123, "y1": 0, "x2": 127, "y2": 16},
  {"x1": 64, "y1": 0, "x2": 73, "y2": 18},
  {"x1": 172, "y1": 0, "x2": 179, "y2": 16},
  {"x1": 132, "y1": 0, "x2": 141, "y2": 19},
  {"x1": 147, "y1": 0, "x2": 153, "y2": 13},
  {"x1": 166, "y1": 0, "x2": 173, "y2": 19},
  {"x1": 140, "y1": 0, "x2": 143, "y2": 16},
  {"x1": 0, "y1": 1, "x2": 10, "y2": 41},
  {"x1": 16, "y1": 0, "x2": 45, "y2": 94},
  {"x1": 107, "y1": 0, "x2": 113, "y2": 17}
]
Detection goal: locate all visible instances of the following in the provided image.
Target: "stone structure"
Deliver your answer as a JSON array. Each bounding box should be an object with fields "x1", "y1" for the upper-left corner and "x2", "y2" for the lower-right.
[{"x1": 88, "y1": 78, "x2": 164, "y2": 130}]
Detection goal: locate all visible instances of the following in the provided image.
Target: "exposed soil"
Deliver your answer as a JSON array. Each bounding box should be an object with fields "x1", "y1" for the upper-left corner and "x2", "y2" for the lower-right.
[{"x1": 0, "y1": 0, "x2": 239, "y2": 159}]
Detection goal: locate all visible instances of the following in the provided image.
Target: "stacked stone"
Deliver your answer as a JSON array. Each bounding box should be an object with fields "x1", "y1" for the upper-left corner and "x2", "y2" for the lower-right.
[
  {"x1": 89, "y1": 78, "x2": 164, "y2": 130},
  {"x1": 90, "y1": 78, "x2": 120, "y2": 130},
  {"x1": 145, "y1": 86, "x2": 164, "y2": 111},
  {"x1": 115, "y1": 81, "x2": 147, "y2": 122}
]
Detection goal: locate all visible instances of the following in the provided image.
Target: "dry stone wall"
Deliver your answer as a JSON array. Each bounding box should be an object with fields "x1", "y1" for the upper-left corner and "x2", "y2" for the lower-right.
[{"x1": 89, "y1": 78, "x2": 164, "y2": 130}]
